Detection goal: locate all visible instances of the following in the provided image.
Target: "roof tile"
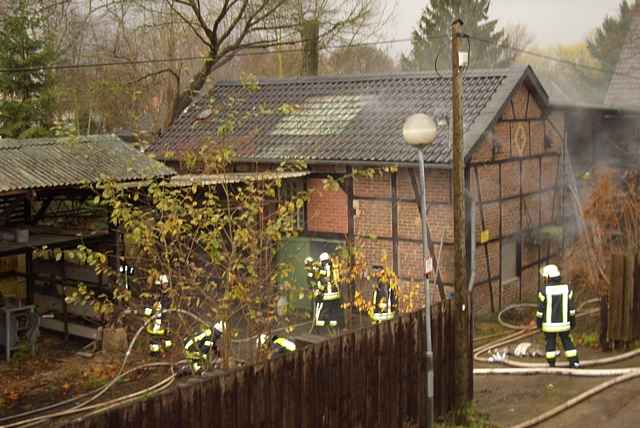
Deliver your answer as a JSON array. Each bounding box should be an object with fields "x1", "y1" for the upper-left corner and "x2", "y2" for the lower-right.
[{"x1": 152, "y1": 66, "x2": 537, "y2": 165}]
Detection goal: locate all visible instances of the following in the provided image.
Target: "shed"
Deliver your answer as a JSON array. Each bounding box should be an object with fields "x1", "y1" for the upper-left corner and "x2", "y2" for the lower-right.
[{"x1": 152, "y1": 65, "x2": 568, "y2": 312}]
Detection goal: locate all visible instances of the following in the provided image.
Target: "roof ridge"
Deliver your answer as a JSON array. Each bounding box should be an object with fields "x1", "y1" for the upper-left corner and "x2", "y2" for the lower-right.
[
  {"x1": 214, "y1": 65, "x2": 524, "y2": 87},
  {"x1": 0, "y1": 134, "x2": 122, "y2": 150}
]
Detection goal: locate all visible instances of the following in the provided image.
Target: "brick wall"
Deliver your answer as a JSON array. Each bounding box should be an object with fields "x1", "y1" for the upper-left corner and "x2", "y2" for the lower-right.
[
  {"x1": 301, "y1": 81, "x2": 566, "y2": 314},
  {"x1": 470, "y1": 81, "x2": 566, "y2": 314},
  {"x1": 306, "y1": 178, "x2": 348, "y2": 234}
]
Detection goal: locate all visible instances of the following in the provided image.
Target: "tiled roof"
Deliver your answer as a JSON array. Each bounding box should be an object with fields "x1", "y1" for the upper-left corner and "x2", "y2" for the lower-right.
[
  {"x1": 0, "y1": 135, "x2": 175, "y2": 194},
  {"x1": 606, "y1": 6, "x2": 640, "y2": 110},
  {"x1": 152, "y1": 65, "x2": 543, "y2": 165}
]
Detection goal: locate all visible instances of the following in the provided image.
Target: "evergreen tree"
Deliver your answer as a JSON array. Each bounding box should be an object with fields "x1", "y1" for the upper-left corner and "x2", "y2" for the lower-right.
[
  {"x1": 0, "y1": 0, "x2": 57, "y2": 138},
  {"x1": 401, "y1": 0, "x2": 511, "y2": 71},
  {"x1": 587, "y1": 0, "x2": 636, "y2": 70}
]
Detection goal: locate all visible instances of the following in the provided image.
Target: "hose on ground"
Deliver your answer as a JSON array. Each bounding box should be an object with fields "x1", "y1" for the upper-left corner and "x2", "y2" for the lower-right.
[
  {"x1": 2, "y1": 307, "x2": 208, "y2": 427},
  {"x1": 475, "y1": 298, "x2": 640, "y2": 428},
  {"x1": 510, "y1": 371, "x2": 640, "y2": 428},
  {"x1": 474, "y1": 367, "x2": 640, "y2": 377},
  {"x1": 497, "y1": 304, "x2": 538, "y2": 331},
  {"x1": 0, "y1": 362, "x2": 175, "y2": 424},
  {"x1": 4, "y1": 368, "x2": 177, "y2": 428}
]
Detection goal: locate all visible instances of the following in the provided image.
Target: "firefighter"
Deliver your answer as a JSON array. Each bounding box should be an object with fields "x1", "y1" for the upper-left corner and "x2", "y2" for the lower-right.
[
  {"x1": 315, "y1": 252, "x2": 344, "y2": 329},
  {"x1": 304, "y1": 256, "x2": 322, "y2": 317},
  {"x1": 258, "y1": 334, "x2": 297, "y2": 357},
  {"x1": 370, "y1": 265, "x2": 398, "y2": 323},
  {"x1": 183, "y1": 321, "x2": 225, "y2": 375},
  {"x1": 536, "y1": 264, "x2": 580, "y2": 368},
  {"x1": 143, "y1": 274, "x2": 173, "y2": 356},
  {"x1": 118, "y1": 264, "x2": 134, "y2": 290}
]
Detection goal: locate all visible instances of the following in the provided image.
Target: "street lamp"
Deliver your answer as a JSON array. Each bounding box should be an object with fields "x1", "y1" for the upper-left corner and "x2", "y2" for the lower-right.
[{"x1": 402, "y1": 113, "x2": 437, "y2": 428}]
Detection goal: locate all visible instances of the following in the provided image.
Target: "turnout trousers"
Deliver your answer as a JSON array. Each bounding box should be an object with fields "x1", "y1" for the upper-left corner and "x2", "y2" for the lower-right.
[{"x1": 544, "y1": 332, "x2": 579, "y2": 367}]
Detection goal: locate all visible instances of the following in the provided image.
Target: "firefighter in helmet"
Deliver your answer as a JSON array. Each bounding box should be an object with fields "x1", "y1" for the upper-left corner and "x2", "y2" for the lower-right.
[
  {"x1": 314, "y1": 252, "x2": 344, "y2": 329},
  {"x1": 143, "y1": 274, "x2": 173, "y2": 356},
  {"x1": 370, "y1": 265, "x2": 398, "y2": 323},
  {"x1": 183, "y1": 321, "x2": 225, "y2": 375},
  {"x1": 119, "y1": 263, "x2": 135, "y2": 290},
  {"x1": 536, "y1": 264, "x2": 580, "y2": 368},
  {"x1": 258, "y1": 334, "x2": 296, "y2": 358},
  {"x1": 304, "y1": 256, "x2": 322, "y2": 317}
]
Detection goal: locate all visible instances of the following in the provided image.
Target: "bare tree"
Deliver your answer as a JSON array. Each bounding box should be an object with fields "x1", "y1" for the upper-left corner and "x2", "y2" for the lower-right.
[
  {"x1": 323, "y1": 45, "x2": 396, "y2": 75},
  {"x1": 503, "y1": 23, "x2": 535, "y2": 63},
  {"x1": 147, "y1": 0, "x2": 393, "y2": 123}
]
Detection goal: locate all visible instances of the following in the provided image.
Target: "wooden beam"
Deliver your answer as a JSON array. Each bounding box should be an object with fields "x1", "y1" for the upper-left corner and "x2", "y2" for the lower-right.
[
  {"x1": 391, "y1": 172, "x2": 399, "y2": 274},
  {"x1": 473, "y1": 166, "x2": 495, "y2": 313},
  {"x1": 31, "y1": 197, "x2": 53, "y2": 225},
  {"x1": 346, "y1": 167, "x2": 355, "y2": 245}
]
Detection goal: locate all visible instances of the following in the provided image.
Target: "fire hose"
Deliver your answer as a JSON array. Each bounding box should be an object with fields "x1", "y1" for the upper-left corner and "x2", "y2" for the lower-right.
[
  {"x1": 473, "y1": 299, "x2": 640, "y2": 428},
  {"x1": 0, "y1": 308, "x2": 211, "y2": 427}
]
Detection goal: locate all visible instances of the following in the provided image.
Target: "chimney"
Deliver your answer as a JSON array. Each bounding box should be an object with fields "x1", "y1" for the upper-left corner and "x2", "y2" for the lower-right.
[{"x1": 301, "y1": 18, "x2": 320, "y2": 76}]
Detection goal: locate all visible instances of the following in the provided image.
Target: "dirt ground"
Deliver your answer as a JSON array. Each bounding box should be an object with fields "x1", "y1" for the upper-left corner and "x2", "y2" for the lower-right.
[
  {"x1": 473, "y1": 310, "x2": 640, "y2": 428},
  {"x1": 0, "y1": 332, "x2": 171, "y2": 420},
  {"x1": 0, "y1": 309, "x2": 365, "y2": 421}
]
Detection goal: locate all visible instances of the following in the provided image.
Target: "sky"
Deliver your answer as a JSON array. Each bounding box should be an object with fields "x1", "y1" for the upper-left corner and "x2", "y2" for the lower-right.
[{"x1": 387, "y1": 0, "x2": 625, "y2": 57}]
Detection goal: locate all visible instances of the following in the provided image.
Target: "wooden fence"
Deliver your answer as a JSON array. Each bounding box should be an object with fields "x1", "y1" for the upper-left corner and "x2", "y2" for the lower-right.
[
  {"x1": 58, "y1": 302, "x2": 466, "y2": 428},
  {"x1": 608, "y1": 253, "x2": 640, "y2": 343}
]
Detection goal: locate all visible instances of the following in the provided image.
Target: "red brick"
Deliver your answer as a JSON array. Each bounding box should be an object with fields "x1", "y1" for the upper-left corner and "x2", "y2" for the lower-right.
[
  {"x1": 398, "y1": 201, "x2": 421, "y2": 240},
  {"x1": 475, "y1": 202, "x2": 499, "y2": 243},
  {"x1": 354, "y1": 173, "x2": 391, "y2": 198},
  {"x1": 397, "y1": 168, "x2": 416, "y2": 200},
  {"x1": 501, "y1": 161, "x2": 520, "y2": 198},
  {"x1": 531, "y1": 121, "x2": 545, "y2": 155},
  {"x1": 527, "y1": 95, "x2": 543, "y2": 120},
  {"x1": 307, "y1": 178, "x2": 348, "y2": 234},
  {"x1": 398, "y1": 240, "x2": 423, "y2": 281},
  {"x1": 512, "y1": 85, "x2": 529, "y2": 120},
  {"x1": 426, "y1": 170, "x2": 451, "y2": 204},
  {"x1": 501, "y1": 198, "x2": 519, "y2": 236},
  {"x1": 522, "y1": 193, "x2": 541, "y2": 229},
  {"x1": 541, "y1": 156, "x2": 559, "y2": 190},
  {"x1": 354, "y1": 199, "x2": 392, "y2": 238},
  {"x1": 522, "y1": 159, "x2": 540, "y2": 194},
  {"x1": 493, "y1": 122, "x2": 511, "y2": 161},
  {"x1": 356, "y1": 237, "x2": 393, "y2": 270},
  {"x1": 540, "y1": 190, "x2": 555, "y2": 224},
  {"x1": 474, "y1": 164, "x2": 500, "y2": 202}
]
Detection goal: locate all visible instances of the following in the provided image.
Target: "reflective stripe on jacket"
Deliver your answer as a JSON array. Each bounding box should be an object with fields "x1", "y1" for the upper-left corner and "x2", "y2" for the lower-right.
[
  {"x1": 273, "y1": 337, "x2": 296, "y2": 352},
  {"x1": 538, "y1": 284, "x2": 573, "y2": 333}
]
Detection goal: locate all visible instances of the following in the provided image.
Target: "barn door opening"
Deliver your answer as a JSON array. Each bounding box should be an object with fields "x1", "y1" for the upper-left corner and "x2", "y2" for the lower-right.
[{"x1": 501, "y1": 237, "x2": 520, "y2": 305}]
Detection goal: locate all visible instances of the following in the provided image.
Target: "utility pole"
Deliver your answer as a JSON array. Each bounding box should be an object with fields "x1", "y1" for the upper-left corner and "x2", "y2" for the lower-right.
[
  {"x1": 301, "y1": 18, "x2": 320, "y2": 76},
  {"x1": 451, "y1": 18, "x2": 472, "y2": 412}
]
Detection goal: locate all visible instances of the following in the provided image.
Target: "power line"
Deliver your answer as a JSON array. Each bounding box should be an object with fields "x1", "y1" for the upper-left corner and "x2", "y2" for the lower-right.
[
  {"x1": 467, "y1": 34, "x2": 640, "y2": 81},
  {"x1": 0, "y1": 36, "x2": 432, "y2": 74}
]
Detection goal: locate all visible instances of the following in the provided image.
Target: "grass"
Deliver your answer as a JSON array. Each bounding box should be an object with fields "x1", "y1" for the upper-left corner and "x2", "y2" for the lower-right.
[{"x1": 434, "y1": 404, "x2": 501, "y2": 428}]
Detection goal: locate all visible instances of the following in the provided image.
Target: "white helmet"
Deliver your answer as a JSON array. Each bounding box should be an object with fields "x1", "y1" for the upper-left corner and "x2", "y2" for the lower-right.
[
  {"x1": 258, "y1": 334, "x2": 269, "y2": 346},
  {"x1": 213, "y1": 321, "x2": 225, "y2": 334},
  {"x1": 540, "y1": 264, "x2": 560, "y2": 279},
  {"x1": 155, "y1": 274, "x2": 169, "y2": 286},
  {"x1": 319, "y1": 252, "x2": 330, "y2": 263}
]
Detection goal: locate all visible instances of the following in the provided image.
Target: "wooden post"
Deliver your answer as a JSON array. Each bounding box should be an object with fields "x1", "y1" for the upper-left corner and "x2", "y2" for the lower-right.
[
  {"x1": 391, "y1": 172, "x2": 400, "y2": 274},
  {"x1": 24, "y1": 197, "x2": 34, "y2": 305},
  {"x1": 451, "y1": 18, "x2": 472, "y2": 411},
  {"x1": 600, "y1": 295, "x2": 610, "y2": 351},
  {"x1": 301, "y1": 19, "x2": 320, "y2": 76}
]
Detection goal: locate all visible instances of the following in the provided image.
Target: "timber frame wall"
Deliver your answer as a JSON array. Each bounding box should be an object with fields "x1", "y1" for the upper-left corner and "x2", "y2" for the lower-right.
[{"x1": 303, "y1": 81, "x2": 568, "y2": 312}]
